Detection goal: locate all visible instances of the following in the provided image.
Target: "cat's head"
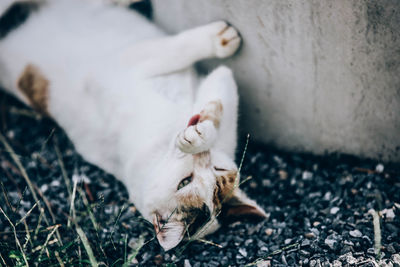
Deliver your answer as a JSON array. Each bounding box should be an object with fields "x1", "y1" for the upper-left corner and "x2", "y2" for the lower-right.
[{"x1": 143, "y1": 149, "x2": 266, "y2": 251}]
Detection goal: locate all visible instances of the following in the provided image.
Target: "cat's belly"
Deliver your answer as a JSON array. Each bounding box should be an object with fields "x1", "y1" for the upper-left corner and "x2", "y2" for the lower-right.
[{"x1": 45, "y1": 67, "x2": 195, "y2": 179}]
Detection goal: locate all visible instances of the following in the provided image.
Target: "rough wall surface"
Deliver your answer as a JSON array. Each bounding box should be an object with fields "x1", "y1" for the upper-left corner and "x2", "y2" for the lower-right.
[{"x1": 152, "y1": 0, "x2": 400, "y2": 161}]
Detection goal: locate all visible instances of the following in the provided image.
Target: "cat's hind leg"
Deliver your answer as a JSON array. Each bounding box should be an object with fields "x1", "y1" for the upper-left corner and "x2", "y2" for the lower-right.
[{"x1": 121, "y1": 21, "x2": 241, "y2": 77}]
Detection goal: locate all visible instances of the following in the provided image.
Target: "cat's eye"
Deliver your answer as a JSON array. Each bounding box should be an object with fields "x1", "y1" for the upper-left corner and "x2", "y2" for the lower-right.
[
  {"x1": 177, "y1": 175, "x2": 193, "y2": 190},
  {"x1": 214, "y1": 166, "x2": 228, "y2": 171}
]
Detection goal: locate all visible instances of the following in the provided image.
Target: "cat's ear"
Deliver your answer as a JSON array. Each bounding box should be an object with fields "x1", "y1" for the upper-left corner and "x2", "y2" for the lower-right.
[
  {"x1": 219, "y1": 189, "x2": 267, "y2": 223},
  {"x1": 153, "y1": 215, "x2": 185, "y2": 251}
]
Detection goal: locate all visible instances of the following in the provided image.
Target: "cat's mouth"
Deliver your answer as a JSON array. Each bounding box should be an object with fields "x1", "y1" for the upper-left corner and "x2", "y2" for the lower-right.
[
  {"x1": 152, "y1": 203, "x2": 212, "y2": 250},
  {"x1": 183, "y1": 204, "x2": 212, "y2": 237}
]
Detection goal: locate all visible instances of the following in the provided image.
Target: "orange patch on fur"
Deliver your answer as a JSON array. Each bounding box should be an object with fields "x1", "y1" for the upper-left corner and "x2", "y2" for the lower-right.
[
  {"x1": 177, "y1": 193, "x2": 203, "y2": 209},
  {"x1": 17, "y1": 64, "x2": 49, "y2": 115},
  {"x1": 213, "y1": 170, "x2": 237, "y2": 209},
  {"x1": 200, "y1": 100, "x2": 223, "y2": 128}
]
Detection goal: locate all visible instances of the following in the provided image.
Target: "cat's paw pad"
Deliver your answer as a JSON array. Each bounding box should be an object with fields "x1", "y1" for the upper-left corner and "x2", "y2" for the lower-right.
[
  {"x1": 212, "y1": 21, "x2": 241, "y2": 58},
  {"x1": 176, "y1": 119, "x2": 217, "y2": 154}
]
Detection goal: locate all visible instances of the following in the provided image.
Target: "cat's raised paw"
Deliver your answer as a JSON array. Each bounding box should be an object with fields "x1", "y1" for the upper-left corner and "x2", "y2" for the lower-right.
[
  {"x1": 211, "y1": 21, "x2": 241, "y2": 58},
  {"x1": 176, "y1": 119, "x2": 217, "y2": 154}
]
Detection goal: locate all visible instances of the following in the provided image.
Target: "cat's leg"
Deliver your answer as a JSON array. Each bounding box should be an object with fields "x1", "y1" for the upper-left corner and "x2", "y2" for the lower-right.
[
  {"x1": 121, "y1": 21, "x2": 241, "y2": 77},
  {"x1": 176, "y1": 66, "x2": 238, "y2": 158}
]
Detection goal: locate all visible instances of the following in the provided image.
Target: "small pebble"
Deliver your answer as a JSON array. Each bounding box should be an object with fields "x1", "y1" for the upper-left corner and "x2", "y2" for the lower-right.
[
  {"x1": 72, "y1": 174, "x2": 91, "y2": 184},
  {"x1": 249, "y1": 181, "x2": 258, "y2": 188},
  {"x1": 325, "y1": 233, "x2": 341, "y2": 250},
  {"x1": 387, "y1": 244, "x2": 396, "y2": 254},
  {"x1": 301, "y1": 239, "x2": 311, "y2": 246},
  {"x1": 349, "y1": 229, "x2": 362, "y2": 238},
  {"x1": 367, "y1": 248, "x2": 376, "y2": 255},
  {"x1": 265, "y1": 228, "x2": 273, "y2": 236},
  {"x1": 323, "y1": 191, "x2": 332, "y2": 201},
  {"x1": 238, "y1": 248, "x2": 248, "y2": 257},
  {"x1": 310, "y1": 228, "x2": 320, "y2": 236},
  {"x1": 343, "y1": 240, "x2": 354, "y2": 246},
  {"x1": 50, "y1": 180, "x2": 60, "y2": 187},
  {"x1": 299, "y1": 250, "x2": 310, "y2": 256},
  {"x1": 391, "y1": 254, "x2": 400, "y2": 266},
  {"x1": 332, "y1": 260, "x2": 342, "y2": 267},
  {"x1": 313, "y1": 221, "x2": 321, "y2": 227},
  {"x1": 278, "y1": 170, "x2": 288, "y2": 180},
  {"x1": 244, "y1": 239, "x2": 253, "y2": 246},
  {"x1": 284, "y1": 238, "x2": 292, "y2": 245},
  {"x1": 330, "y1": 207, "x2": 340, "y2": 215},
  {"x1": 325, "y1": 238, "x2": 337, "y2": 250},
  {"x1": 40, "y1": 184, "x2": 49, "y2": 192},
  {"x1": 382, "y1": 208, "x2": 396, "y2": 221},
  {"x1": 302, "y1": 171, "x2": 313, "y2": 180},
  {"x1": 345, "y1": 254, "x2": 357, "y2": 265},
  {"x1": 375, "y1": 164, "x2": 384, "y2": 173},
  {"x1": 256, "y1": 260, "x2": 271, "y2": 267},
  {"x1": 7, "y1": 130, "x2": 15, "y2": 138},
  {"x1": 262, "y1": 179, "x2": 272, "y2": 187}
]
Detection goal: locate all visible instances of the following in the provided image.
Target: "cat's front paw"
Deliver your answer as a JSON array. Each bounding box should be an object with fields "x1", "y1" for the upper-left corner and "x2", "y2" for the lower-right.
[
  {"x1": 176, "y1": 101, "x2": 223, "y2": 154},
  {"x1": 210, "y1": 21, "x2": 241, "y2": 58},
  {"x1": 176, "y1": 120, "x2": 217, "y2": 154}
]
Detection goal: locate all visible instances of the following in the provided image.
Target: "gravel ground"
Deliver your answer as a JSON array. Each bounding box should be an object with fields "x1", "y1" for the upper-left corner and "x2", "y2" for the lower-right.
[{"x1": 1, "y1": 90, "x2": 399, "y2": 266}]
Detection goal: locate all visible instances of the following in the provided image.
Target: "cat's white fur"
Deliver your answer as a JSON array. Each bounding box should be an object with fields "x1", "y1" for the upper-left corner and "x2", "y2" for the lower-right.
[{"x1": 0, "y1": 0, "x2": 266, "y2": 250}]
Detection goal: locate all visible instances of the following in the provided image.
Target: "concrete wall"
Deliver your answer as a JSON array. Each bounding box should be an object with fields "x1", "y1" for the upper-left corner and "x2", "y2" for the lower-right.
[{"x1": 152, "y1": 0, "x2": 400, "y2": 162}]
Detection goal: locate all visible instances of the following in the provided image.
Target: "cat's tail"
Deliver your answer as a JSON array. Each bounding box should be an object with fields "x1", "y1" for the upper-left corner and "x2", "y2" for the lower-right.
[{"x1": 0, "y1": 0, "x2": 43, "y2": 39}]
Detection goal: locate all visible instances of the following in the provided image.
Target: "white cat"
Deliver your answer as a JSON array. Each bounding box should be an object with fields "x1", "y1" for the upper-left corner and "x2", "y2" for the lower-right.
[{"x1": 0, "y1": 0, "x2": 266, "y2": 250}]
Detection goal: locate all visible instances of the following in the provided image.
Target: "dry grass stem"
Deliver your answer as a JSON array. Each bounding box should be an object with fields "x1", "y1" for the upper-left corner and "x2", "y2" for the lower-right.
[
  {"x1": 9, "y1": 107, "x2": 42, "y2": 120},
  {"x1": 77, "y1": 187, "x2": 98, "y2": 231},
  {"x1": 23, "y1": 220, "x2": 33, "y2": 249},
  {"x1": 0, "y1": 132, "x2": 47, "y2": 224},
  {"x1": 369, "y1": 209, "x2": 382, "y2": 257},
  {"x1": 37, "y1": 223, "x2": 60, "y2": 260},
  {"x1": 54, "y1": 251, "x2": 65, "y2": 267},
  {"x1": 39, "y1": 128, "x2": 55, "y2": 153},
  {"x1": 33, "y1": 183, "x2": 63, "y2": 246},
  {"x1": 110, "y1": 204, "x2": 126, "y2": 250},
  {"x1": 54, "y1": 143, "x2": 72, "y2": 199},
  {"x1": 1, "y1": 181, "x2": 13, "y2": 211},
  {"x1": 0, "y1": 206, "x2": 29, "y2": 267},
  {"x1": 68, "y1": 178, "x2": 78, "y2": 228},
  {"x1": 75, "y1": 223, "x2": 99, "y2": 267},
  {"x1": 33, "y1": 238, "x2": 59, "y2": 253},
  {"x1": 33, "y1": 207, "x2": 44, "y2": 240},
  {"x1": 0, "y1": 253, "x2": 8, "y2": 267},
  {"x1": 16, "y1": 201, "x2": 38, "y2": 226},
  {"x1": 197, "y1": 238, "x2": 223, "y2": 248}
]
